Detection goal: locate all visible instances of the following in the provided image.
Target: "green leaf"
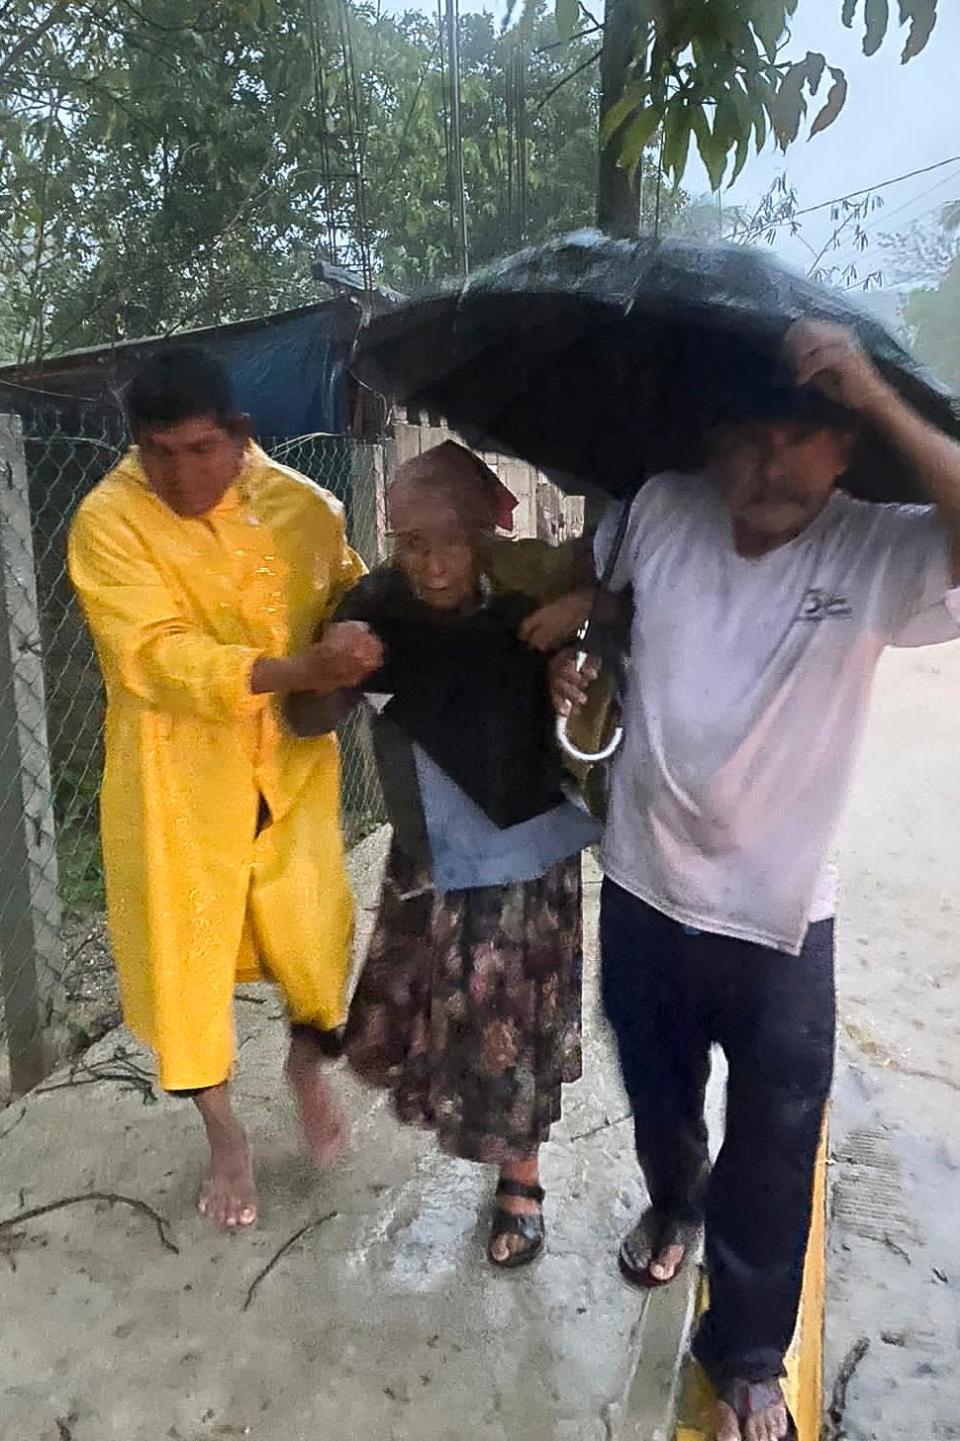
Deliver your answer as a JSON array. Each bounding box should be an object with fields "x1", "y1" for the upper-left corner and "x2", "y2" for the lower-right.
[
  {"x1": 748, "y1": 73, "x2": 774, "y2": 150},
  {"x1": 863, "y1": 0, "x2": 890, "y2": 54},
  {"x1": 804, "y1": 51, "x2": 826, "y2": 93},
  {"x1": 617, "y1": 107, "x2": 661, "y2": 176},
  {"x1": 899, "y1": 0, "x2": 939, "y2": 62},
  {"x1": 809, "y1": 66, "x2": 848, "y2": 136},
  {"x1": 752, "y1": 1, "x2": 790, "y2": 59},
  {"x1": 769, "y1": 63, "x2": 807, "y2": 150},
  {"x1": 730, "y1": 128, "x2": 752, "y2": 186},
  {"x1": 661, "y1": 109, "x2": 692, "y2": 183},
  {"x1": 692, "y1": 106, "x2": 727, "y2": 192},
  {"x1": 753, "y1": 102, "x2": 768, "y2": 152},
  {"x1": 555, "y1": 0, "x2": 579, "y2": 44},
  {"x1": 599, "y1": 81, "x2": 649, "y2": 147}
]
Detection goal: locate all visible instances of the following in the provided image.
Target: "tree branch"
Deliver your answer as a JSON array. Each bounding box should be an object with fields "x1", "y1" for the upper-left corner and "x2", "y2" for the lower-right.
[
  {"x1": 535, "y1": 47, "x2": 601, "y2": 109},
  {"x1": 0, "y1": 1, "x2": 71, "y2": 87}
]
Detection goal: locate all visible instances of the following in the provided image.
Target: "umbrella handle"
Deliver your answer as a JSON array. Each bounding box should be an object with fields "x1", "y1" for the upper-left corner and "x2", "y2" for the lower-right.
[{"x1": 554, "y1": 649, "x2": 624, "y2": 764}]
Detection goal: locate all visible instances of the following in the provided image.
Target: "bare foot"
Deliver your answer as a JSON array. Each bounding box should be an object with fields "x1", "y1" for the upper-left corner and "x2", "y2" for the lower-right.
[
  {"x1": 489, "y1": 1158, "x2": 543, "y2": 1265},
  {"x1": 285, "y1": 1034, "x2": 349, "y2": 1167},
  {"x1": 715, "y1": 1380, "x2": 791, "y2": 1441},
  {"x1": 197, "y1": 1122, "x2": 258, "y2": 1228},
  {"x1": 620, "y1": 1208, "x2": 697, "y2": 1286},
  {"x1": 650, "y1": 1241, "x2": 686, "y2": 1282}
]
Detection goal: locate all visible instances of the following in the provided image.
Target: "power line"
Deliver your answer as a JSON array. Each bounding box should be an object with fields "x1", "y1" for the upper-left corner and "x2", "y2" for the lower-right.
[
  {"x1": 815, "y1": 165, "x2": 960, "y2": 275},
  {"x1": 790, "y1": 154, "x2": 960, "y2": 221}
]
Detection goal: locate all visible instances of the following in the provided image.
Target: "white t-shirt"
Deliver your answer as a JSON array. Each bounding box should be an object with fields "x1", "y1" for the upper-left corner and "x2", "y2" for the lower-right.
[{"x1": 598, "y1": 473, "x2": 960, "y2": 955}]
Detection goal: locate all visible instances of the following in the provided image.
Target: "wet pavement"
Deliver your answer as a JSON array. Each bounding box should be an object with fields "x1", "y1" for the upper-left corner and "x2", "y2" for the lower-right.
[{"x1": 0, "y1": 843, "x2": 692, "y2": 1441}]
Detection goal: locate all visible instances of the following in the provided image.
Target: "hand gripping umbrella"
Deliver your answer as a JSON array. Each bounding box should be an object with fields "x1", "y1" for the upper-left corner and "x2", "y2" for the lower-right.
[{"x1": 352, "y1": 230, "x2": 960, "y2": 759}]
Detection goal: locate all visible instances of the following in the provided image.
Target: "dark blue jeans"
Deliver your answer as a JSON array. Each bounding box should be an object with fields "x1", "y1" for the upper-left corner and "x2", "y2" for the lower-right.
[{"x1": 600, "y1": 878, "x2": 835, "y2": 1385}]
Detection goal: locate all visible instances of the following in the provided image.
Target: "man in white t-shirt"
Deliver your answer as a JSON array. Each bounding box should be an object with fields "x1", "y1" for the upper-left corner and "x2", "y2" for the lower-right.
[{"x1": 553, "y1": 321, "x2": 960, "y2": 1441}]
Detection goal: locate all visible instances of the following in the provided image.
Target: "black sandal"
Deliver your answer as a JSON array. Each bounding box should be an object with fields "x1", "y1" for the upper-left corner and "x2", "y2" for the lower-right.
[
  {"x1": 717, "y1": 1379, "x2": 797, "y2": 1440},
  {"x1": 487, "y1": 1179, "x2": 545, "y2": 1270},
  {"x1": 618, "y1": 1206, "x2": 701, "y2": 1291}
]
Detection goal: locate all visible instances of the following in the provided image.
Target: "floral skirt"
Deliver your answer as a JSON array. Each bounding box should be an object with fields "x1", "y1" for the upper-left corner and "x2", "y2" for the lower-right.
[{"x1": 344, "y1": 844, "x2": 583, "y2": 1165}]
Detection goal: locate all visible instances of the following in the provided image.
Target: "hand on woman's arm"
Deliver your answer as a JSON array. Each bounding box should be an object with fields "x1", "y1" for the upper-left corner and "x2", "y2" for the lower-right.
[
  {"x1": 519, "y1": 589, "x2": 594, "y2": 653},
  {"x1": 252, "y1": 621, "x2": 383, "y2": 696}
]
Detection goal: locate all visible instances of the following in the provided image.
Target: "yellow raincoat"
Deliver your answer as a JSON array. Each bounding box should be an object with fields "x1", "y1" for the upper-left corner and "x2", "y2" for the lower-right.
[{"x1": 68, "y1": 443, "x2": 365, "y2": 1090}]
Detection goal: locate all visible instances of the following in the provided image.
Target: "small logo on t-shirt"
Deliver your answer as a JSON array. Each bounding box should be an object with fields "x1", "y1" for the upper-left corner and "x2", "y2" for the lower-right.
[{"x1": 797, "y1": 588, "x2": 853, "y2": 622}]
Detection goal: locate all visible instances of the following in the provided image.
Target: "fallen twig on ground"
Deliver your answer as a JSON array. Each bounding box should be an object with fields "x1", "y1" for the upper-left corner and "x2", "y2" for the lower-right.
[
  {"x1": 842, "y1": 1020, "x2": 960, "y2": 1093},
  {"x1": 894, "y1": 1064, "x2": 960, "y2": 1096},
  {"x1": 882, "y1": 1233, "x2": 911, "y2": 1263},
  {"x1": 568, "y1": 1111, "x2": 632, "y2": 1144},
  {"x1": 36, "y1": 1048, "x2": 157, "y2": 1105},
  {"x1": 0, "y1": 1191, "x2": 179, "y2": 1255},
  {"x1": 823, "y1": 1336, "x2": 870, "y2": 1441},
  {"x1": 242, "y1": 1211, "x2": 337, "y2": 1312},
  {"x1": 0, "y1": 1103, "x2": 27, "y2": 1142}
]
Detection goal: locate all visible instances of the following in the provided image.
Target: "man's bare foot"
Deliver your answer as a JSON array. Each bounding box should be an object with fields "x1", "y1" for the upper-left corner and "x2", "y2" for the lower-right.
[
  {"x1": 619, "y1": 1207, "x2": 700, "y2": 1288},
  {"x1": 285, "y1": 1033, "x2": 349, "y2": 1167},
  {"x1": 715, "y1": 1379, "x2": 792, "y2": 1441},
  {"x1": 193, "y1": 1085, "x2": 258, "y2": 1229}
]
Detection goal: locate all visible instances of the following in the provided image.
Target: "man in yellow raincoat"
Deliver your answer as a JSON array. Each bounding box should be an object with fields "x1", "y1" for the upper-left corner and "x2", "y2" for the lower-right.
[{"x1": 68, "y1": 347, "x2": 383, "y2": 1229}]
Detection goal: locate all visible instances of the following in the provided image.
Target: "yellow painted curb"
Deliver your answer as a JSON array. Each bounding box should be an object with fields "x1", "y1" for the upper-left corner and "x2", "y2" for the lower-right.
[{"x1": 675, "y1": 1124, "x2": 828, "y2": 1441}]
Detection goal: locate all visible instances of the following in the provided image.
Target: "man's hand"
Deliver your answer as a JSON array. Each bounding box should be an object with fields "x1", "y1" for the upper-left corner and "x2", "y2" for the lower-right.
[
  {"x1": 520, "y1": 590, "x2": 594, "y2": 654},
  {"x1": 785, "y1": 322, "x2": 960, "y2": 584},
  {"x1": 299, "y1": 621, "x2": 384, "y2": 691},
  {"x1": 253, "y1": 621, "x2": 383, "y2": 697},
  {"x1": 784, "y1": 320, "x2": 892, "y2": 418},
  {"x1": 549, "y1": 649, "x2": 598, "y2": 717}
]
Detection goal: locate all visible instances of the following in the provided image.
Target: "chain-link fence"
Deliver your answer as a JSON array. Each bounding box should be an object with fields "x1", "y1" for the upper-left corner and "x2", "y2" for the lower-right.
[{"x1": 0, "y1": 409, "x2": 386, "y2": 1097}]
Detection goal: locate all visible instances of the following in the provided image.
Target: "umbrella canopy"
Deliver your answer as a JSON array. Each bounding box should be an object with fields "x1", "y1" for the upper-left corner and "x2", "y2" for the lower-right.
[{"x1": 353, "y1": 231, "x2": 960, "y2": 504}]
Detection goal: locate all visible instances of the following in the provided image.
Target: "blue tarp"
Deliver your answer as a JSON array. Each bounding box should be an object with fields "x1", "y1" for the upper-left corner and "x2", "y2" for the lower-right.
[
  {"x1": 205, "y1": 305, "x2": 349, "y2": 437},
  {"x1": 0, "y1": 301, "x2": 355, "y2": 440}
]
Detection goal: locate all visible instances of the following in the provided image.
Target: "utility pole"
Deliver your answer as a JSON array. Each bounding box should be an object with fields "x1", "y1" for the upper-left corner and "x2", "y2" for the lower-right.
[{"x1": 445, "y1": 0, "x2": 469, "y2": 275}]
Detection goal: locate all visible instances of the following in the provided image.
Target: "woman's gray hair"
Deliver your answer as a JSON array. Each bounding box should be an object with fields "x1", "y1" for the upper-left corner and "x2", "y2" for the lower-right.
[{"x1": 389, "y1": 440, "x2": 515, "y2": 532}]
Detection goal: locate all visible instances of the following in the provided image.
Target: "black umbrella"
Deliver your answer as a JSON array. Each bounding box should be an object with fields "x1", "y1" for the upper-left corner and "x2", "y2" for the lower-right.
[{"x1": 352, "y1": 231, "x2": 960, "y2": 505}]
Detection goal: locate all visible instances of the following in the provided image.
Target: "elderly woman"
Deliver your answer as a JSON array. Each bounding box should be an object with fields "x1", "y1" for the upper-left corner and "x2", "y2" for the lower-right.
[{"x1": 287, "y1": 441, "x2": 600, "y2": 1267}]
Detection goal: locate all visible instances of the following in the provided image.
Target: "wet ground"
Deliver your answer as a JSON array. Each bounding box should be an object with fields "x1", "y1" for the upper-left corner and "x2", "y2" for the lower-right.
[
  {"x1": 0, "y1": 645, "x2": 957, "y2": 1440},
  {"x1": 826, "y1": 642, "x2": 960, "y2": 1439},
  {"x1": 0, "y1": 840, "x2": 695, "y2": 1441}
]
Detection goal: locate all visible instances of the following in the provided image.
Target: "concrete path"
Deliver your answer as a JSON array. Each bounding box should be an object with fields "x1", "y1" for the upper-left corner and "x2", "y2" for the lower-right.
[{"x1": 0, "y1": 846, "x2": 689, "y2": 1441}]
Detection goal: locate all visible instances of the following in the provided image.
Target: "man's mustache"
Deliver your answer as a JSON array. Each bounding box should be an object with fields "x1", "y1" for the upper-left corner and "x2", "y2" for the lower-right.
[{"x1": 742, "y1": 483, "x2": 809, "y2": 507}]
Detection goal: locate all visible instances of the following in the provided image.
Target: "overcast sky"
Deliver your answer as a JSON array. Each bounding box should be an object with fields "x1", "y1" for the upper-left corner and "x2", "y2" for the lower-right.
[{"x1": 381, "y1": 0, "x2": 960, "y2": 288}]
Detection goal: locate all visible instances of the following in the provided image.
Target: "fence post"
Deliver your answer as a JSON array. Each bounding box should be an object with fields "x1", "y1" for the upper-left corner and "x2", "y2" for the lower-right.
[{"x1": 0, "y1": 413, "x2": 65, "y2": 1092}]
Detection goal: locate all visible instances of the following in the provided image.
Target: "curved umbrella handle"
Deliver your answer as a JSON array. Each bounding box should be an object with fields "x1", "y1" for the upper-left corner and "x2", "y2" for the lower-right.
[{"x1": 554, "y1": 649, "x2": 624, "y2": 764}]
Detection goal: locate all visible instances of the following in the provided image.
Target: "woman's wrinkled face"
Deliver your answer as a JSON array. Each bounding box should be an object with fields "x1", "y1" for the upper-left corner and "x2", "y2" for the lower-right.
[{"x1": 389, "y1": 488, "x2": 480, "y2": 612}]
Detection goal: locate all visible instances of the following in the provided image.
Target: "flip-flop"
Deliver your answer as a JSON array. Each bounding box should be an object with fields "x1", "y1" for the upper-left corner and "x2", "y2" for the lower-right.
[
  {"x1": 617, "y1": 1207, "x2": 702, "y2": 1290},
  {"x1": 717, "y1": 1378, "x2": 798, "y2": 1440},
  {"x1": 487, "y1": 1179, "x2": 545, "y2": 1270}
]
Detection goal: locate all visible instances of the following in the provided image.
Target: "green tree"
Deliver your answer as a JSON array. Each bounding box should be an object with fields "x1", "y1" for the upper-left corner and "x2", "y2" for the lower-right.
[
  {"x1": 1, "y1": 0, "x2": 683, "y2": 361},
  {"x1": 904, "y1": 262, "x2": 960, "y2": 391},
  {"x1": 532, "y1": 0, "x2": 941, "y2": 236},
  {"x1": 898, "y1": 205, "x2": 960, "y2": 389},
  {"x1": 368, "y1": 9, "x2": 685, "y2": 292}
]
